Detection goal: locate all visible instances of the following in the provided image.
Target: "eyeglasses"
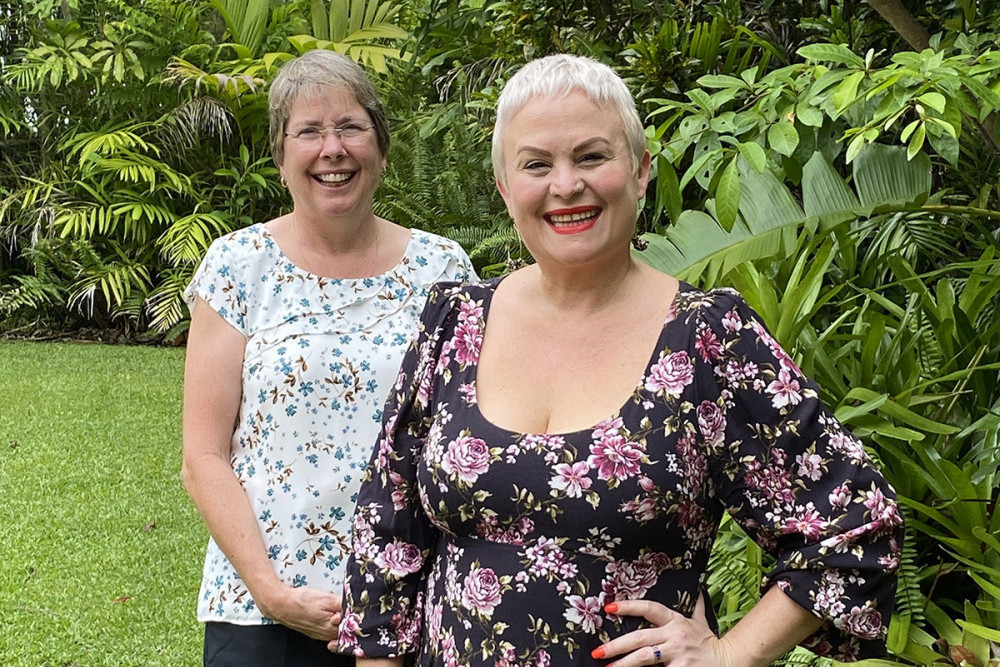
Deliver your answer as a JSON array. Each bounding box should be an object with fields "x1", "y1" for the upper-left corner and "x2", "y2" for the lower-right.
[{"x1": 283, "y1": 123, "x2": 375, "y2": 145}]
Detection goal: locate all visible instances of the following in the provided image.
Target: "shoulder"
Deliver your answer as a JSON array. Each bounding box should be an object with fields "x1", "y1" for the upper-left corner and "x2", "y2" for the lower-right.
[
  {"x1": 427, "y1": 276, "x2": 496, "y2": 308},
  {"x1": 674, "y1": 283, "x2": 751, "y2": 325},
  {"x1": 407, "y1": 228, "x2": 469, "y2": 259},
  {"x1": 202, "y1": 223, "x2": 273, "y2": 262}
]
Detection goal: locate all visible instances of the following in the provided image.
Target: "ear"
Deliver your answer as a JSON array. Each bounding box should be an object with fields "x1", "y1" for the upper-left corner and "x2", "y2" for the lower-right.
[
  {"x1": 636, "y1": 150, "x2": 652, "y2": 198},
  {"x1": 495, "y1": 176, "x2": 515, "y2": 217}
]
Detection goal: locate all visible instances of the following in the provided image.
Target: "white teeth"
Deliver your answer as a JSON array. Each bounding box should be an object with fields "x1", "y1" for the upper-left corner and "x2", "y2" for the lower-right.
[
  {"x1": 549, "y1": 211, "x2": 596, "y2": 224},
  {"x1": 316, "y1": 172, "x2": 351, "y2": 183}
]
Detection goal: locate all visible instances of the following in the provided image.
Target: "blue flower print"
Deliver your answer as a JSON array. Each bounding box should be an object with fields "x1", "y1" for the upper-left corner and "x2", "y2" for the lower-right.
[{"x1": 182, "y1": 224, "x2": 475, "y2": 625}]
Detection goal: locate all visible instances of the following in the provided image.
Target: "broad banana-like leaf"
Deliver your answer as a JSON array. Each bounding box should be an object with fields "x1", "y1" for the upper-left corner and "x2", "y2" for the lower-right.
[
  {"x1": 297, "y1": 0, "x2": 410, "y2": 71},
  {"x1": 638, "y1": 144, "x2": 933, "y2": 283},
  {"x1": 211, "y1": 0, "x2": 269, "y2": 56}
]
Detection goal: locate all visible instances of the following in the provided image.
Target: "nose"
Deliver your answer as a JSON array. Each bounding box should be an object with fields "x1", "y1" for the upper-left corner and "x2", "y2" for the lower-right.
[
  {"x1": 549, "y1": 164, "x2": 582, "y2": 198},
  {"x1": 319, "y1": 130, "x2": 347, "y2": 158}
]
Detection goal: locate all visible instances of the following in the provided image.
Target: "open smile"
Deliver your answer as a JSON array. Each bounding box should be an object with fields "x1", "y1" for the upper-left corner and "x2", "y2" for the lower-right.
[
  {"x1": 544, "y1": 207, "x2": 601, "y2": 234},
  {"x1": 314, "y1": 172, "x2": 355, "y2": 186}
]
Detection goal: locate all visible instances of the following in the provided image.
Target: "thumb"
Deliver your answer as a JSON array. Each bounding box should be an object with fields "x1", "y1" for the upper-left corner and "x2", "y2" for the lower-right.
[{"x1": 692, "y1": 591, "x2": 710, "y2": 626}]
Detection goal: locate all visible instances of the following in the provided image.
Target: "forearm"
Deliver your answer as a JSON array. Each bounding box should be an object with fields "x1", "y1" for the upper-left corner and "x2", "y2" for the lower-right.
[
  {"x1": 719, "y1": 587, "x2": 823, "y2": 667},
  {"x1": 182, "y1": 453, "x2": 286, "y2": 611},
  {"x1": 356, "y1": 658, "x2": 406, "y2": 667}
]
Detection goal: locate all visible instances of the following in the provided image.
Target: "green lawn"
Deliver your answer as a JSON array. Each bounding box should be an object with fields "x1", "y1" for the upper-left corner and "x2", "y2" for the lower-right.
[{"x1": 0, "y1": 341, "x2": 206, "y2": 666}]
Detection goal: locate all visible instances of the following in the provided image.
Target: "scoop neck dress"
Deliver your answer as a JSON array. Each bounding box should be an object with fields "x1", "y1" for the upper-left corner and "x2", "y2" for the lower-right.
[{"x1": 341, "y1": 277, "x2": 902, "y2": 665}]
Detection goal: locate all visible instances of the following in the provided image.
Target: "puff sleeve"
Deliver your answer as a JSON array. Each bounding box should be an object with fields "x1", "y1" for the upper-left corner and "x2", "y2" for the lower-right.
[{"x1": 695, "y1": 289, "x2": 903, "y2": 661}]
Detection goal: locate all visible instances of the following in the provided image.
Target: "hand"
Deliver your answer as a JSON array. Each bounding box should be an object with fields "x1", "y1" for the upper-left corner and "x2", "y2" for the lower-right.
[
  {"x1": 257, "y1": 585, "x2": 342, "y2": 642},
  {"x1": 592, "y1": 595, "x2": 736, "y2": 667}
]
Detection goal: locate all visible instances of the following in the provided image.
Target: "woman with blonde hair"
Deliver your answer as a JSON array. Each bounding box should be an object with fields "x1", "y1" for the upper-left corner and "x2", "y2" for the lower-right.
[{"x1": 340, "y1": 54, "x2": 901, "y2": 667}]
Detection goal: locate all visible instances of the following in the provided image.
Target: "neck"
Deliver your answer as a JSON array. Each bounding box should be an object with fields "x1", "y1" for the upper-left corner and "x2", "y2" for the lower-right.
[
  {"x1": 292, "y1": 210, "x2": 380, "y2": 255},
  {"x1": 530, "y1": 253, "x2": 641, "y2": 315}
]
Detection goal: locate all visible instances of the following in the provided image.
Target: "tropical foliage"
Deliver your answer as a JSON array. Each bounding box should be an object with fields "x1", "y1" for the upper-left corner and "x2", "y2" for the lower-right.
[{"x1": 2, "y1": 1, "x2": 999, "y2": 665}]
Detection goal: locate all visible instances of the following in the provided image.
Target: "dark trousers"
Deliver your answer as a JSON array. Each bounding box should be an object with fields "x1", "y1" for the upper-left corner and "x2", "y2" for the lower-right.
[{"x1": 204, "y1": 622, "x2": 354, "y2": 667}]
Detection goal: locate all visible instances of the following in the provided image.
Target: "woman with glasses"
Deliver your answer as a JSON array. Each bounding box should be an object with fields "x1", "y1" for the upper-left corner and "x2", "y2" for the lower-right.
[{"x1": 181, "y1": 49, "x2": 474, "y2": 666}]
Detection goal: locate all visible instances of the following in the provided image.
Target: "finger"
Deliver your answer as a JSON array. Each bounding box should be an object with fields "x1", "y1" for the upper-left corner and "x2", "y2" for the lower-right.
[
  {"x1": 693, "y1": 592, "x2": 707, "y2": 624},
  {"x1": 606, "y1": 600, "x2": 679, "y2": 626},
  {"x1": 593, "y1": 640, "x2": 666, "y2": 666}
]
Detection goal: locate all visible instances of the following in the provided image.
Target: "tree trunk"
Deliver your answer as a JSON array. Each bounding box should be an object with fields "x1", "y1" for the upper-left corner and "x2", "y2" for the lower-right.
[{"x1": 865, "y1": 0, "x2": 930, "y2": 51}]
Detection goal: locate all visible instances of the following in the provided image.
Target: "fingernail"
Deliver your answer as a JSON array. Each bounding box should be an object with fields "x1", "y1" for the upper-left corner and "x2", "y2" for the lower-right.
[
  {"x1": 591, "y1": 647, "x2": 606, "y2": 660},
  {"x1": 604, "y1": 602, "x2": 619, "y2": 614}
]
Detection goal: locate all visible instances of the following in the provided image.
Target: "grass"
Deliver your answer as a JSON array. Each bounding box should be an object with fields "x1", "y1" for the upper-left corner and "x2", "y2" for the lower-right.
[{"x1": 0, "y1": 340, "x2": 206, "y2": 666}]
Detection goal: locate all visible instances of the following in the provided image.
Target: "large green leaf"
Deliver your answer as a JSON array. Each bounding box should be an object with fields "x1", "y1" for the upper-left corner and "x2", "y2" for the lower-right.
[
  {"x1": 639, "y1": 145, "x2": 933, "y2": 282},
  {"x1": 854, "y1": 143, "x2": 931, "y2": 209}
]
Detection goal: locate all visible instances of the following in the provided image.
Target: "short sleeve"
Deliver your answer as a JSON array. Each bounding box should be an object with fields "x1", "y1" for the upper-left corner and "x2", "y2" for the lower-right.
[
  {"x1": 695, "y1": 289, "x2": 903, "y2": 661},
  {"x1": 182, "y1": 232, "x2": 255, "y2": 335},
  {"x1": 338, "y1": 281, "x2": 467, "y2": 658}
]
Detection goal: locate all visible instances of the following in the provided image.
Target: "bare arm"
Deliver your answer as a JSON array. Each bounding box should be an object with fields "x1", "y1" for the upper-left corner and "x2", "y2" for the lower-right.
[
  {"x1": 720, "y1": 587, "x2": 822, "y2": 666},
  {"x1": 355, "y1": 659, "x2": 406, "y2": 667},
  {"x1": 182, "y1": 297, "x2": 341, "y2": 640},
  {"x1": 595, "y1": 587, "x2": 822, "y2": 667}
]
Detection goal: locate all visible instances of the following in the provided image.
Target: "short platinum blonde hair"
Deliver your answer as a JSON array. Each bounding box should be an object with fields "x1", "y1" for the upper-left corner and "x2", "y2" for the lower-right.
[
  {"x1": 268, "y1": 49, "x2": 390, "y2": 166},
  {"x1": 491, "y1": 54, "x2": 646, "y2": 186}
]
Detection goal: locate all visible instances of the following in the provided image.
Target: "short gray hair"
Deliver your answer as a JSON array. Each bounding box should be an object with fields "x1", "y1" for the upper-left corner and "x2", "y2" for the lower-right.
[
  {"x1": 268, "y1": 49, "x2": 390, "y2": 166},
  {"x1": 491, "y1": 54, "x2": 646, "y2": 186}
]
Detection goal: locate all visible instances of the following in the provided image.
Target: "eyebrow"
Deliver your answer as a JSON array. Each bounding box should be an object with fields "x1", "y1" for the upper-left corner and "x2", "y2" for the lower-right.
[
  {"x1": 515, "y1": 136, "x2": 616, "y2": 157},
  {"x1": 289, "y1": 115, "x2": 367, "y2": 127}
]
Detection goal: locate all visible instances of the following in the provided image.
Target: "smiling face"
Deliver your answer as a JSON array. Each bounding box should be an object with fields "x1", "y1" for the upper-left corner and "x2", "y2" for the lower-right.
[
  {"x1": 496, "y1": 90, "x2": 650, "y2": 271},
  {"x1": 279, "y1": 85, "x2": 386, "y2": 224}
]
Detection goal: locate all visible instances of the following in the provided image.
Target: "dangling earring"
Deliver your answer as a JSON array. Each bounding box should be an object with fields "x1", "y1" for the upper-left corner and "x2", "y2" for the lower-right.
[
  {"x1": 505, "y1": 254, "x2": 527, "y2": 272},
  {"x1": 631, "y1": 206, "x2": 648, "y2": 251},
  {"x1": 280, "y1": 175, "x2": 288, "y2": 188},
  {"x1": 505, "y1": 222, "x2": 527, "y2": 272}
]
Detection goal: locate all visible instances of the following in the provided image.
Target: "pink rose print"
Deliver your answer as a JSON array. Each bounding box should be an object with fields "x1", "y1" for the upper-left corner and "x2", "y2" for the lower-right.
[
  {"x1": 563, "y1": 595, "x2": 604, "y2": 633},
  {"x1": 549, "y1": 461, "x2": 592, "y2": 498},
  {"x1": 602, "y1": 557, "x2": 659, "y2": 601},
  {"x1": 696, "y1": 400, "x2": 726, "y2": 446},
  {"x1": 461, "y1": 566, "x2": 502, "y2": 617},
  {"x1": 441, "y1": 435, "x2": 491, "y2": 484},
  {"x1": 340, "y1": 607, "x2": 362, "y2": 653},
  {"x1": 376, "y1": 540, "x2": 424, "y2": 577},
  {"x1": 644, "y1": 350, "x2": 694, "y2": 397},
  {"x1": 835, "y1": 603, "x2": 884, "y2": 640},
  {"x1": 450, "y1": 300, "x2": 484, "y2": 366},
  {"x1": 766, "y1": 368, "x2": 803, "y2": 408},
  {"x1": 587, "y1": 431, "x2": 644, "y2": 482}
]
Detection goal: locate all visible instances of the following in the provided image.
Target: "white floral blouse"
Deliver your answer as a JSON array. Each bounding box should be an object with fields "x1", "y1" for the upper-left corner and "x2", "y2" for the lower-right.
[
  {"x1": 340, "y1": 279, "x2": 904, "y2": 664},
  {"x1": 184, "y1": 223, "x2": 474, "y2": 625}
]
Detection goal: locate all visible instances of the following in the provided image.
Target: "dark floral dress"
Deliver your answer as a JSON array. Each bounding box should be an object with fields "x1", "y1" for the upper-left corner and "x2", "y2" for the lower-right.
[{"x1": 339, "y1": 279, "x2": 903, "y2": 666}]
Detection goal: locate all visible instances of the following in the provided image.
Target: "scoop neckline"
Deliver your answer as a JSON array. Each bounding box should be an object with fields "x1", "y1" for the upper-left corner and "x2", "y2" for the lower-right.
[
  {"x1": 258, "y1": 222, "x2": 417, "y2": 282},
  {"x1": 469, "y1": 278, "x2": 693, "y2": 438}
]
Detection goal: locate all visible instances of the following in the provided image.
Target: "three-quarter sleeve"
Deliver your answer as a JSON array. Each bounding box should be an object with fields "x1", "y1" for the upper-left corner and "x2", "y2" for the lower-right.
[
  {"x1": 697, "y1": 289, "x2": 903, "y2": 661},
  {"x1": 338, "y1": 282, "x2": 463, "y2": 658}
]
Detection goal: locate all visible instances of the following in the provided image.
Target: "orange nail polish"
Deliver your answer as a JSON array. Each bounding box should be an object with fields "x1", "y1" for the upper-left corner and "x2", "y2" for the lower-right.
[
  {"x1": 591, "y1": 647, "x2": 606, "y2": 660},
  {"x1": 604, "y1": 602, "x2": 619, "y2": 613}
]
